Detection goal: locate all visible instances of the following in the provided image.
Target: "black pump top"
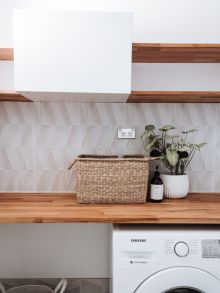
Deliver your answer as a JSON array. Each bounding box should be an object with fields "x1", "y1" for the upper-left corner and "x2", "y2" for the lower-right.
[
  {"x1": 151, "y1": 165, "x2": 163, "y2": 184},
  {"x1": 154, "y1": 165, "x2": 160, "y2": 177}
]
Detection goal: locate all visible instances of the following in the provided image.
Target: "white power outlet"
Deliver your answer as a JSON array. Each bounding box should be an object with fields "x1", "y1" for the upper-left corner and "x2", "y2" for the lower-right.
[{"x1": 117, "y1": 127, "x2": 136, "y2": 139}]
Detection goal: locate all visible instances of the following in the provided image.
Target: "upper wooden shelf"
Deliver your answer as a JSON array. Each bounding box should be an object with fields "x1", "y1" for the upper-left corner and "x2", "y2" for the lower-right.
[
  {"x1": 0, "y1": 192, "x2": 219, "y2": 224},
  {"x1": 0, "y1": 48, "x2": 14, "y2": 60},
  {"x1": 2, "y1": 44, "x2": 220, "y2": 62},
  {"x1": 132, "y1": 43, "x2": 220, "y2": 63},
  {"x1": 128, "y1": 91, "x2": 220, "y2": 103}
]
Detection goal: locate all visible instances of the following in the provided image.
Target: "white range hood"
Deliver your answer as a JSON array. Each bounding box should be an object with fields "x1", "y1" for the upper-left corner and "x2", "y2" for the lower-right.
[{"x1": 13, "y1": 10, "x2": 132, "y2": 102}]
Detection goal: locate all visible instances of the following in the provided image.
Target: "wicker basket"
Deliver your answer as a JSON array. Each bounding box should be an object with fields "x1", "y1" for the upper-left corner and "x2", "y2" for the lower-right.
[{"x1": 69, "y1": 155, "x2": 150, "y2": 204}]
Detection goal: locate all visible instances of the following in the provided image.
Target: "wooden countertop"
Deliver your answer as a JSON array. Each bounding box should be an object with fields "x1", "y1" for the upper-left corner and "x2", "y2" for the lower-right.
[{"x1": 0, "y1": 193, "x2": 220, "y2": 224}]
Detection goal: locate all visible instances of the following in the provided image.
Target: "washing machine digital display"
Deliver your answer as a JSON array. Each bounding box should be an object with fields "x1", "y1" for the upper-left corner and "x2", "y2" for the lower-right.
[{"x1": 202, "y1": 239, "x2": 220, "y2": 258}]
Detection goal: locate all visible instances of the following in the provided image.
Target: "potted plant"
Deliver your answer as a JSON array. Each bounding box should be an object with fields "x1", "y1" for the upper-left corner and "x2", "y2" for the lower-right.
[{"x1": 141, "y1": 125, "x2": 206, "y2": 198}]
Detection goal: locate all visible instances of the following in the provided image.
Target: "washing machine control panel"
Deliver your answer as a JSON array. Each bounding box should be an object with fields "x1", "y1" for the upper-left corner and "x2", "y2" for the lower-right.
[
  {"x1": 174, "y1": 241, "x2": 189, "y2": 257},
  {"x1": 165, "y1": 238, "x2": 199, "y2": 256},
  {"x1": 202, "y1": 239, "x2": 220, "y2": 258},
  {"x1": 165, "y1": 238, "x2": 220, "y2": 259}
]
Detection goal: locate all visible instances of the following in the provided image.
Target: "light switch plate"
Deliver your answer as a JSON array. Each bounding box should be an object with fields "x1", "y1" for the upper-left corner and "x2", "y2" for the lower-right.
[{"x1": 117, "y1": 127, "x2": 136, "y2": 139}]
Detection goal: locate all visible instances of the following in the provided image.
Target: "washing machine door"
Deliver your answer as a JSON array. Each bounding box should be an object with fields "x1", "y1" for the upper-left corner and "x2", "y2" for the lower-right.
[{"x1": 135, "y1": 267, "x2": 220, "y2": 293}]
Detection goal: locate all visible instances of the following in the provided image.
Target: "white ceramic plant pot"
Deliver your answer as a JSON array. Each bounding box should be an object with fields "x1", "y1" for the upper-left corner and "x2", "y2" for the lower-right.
[{"x1": 161, "y1": 174, "x2": 189, "y2": 199}]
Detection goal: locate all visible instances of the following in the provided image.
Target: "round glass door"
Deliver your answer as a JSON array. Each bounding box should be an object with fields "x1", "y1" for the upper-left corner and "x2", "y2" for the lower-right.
[
  {"x1": 135, "y1": 267, "x2": 220, "y2": 293},
  {"x1": 164, "y1": 289, "x2": 203, "y2": 293}
]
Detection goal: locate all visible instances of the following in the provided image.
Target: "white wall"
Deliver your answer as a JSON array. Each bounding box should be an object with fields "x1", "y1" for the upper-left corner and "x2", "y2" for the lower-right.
[
  {"x1": 0, "y1": 0, "x2": 220, "y2": 279},
  {"x1": 0, "y1": 61, "x2": 14, "y2": 89},
  {"x1": 132, "y1": 64, "x2": 220, "y2": 91},
  {"x1": 1, "y1": 0, "x2": 220, "y2": 46},
  {"x1": 0, "y1": 224, "x2": 110, "y2": 278}
]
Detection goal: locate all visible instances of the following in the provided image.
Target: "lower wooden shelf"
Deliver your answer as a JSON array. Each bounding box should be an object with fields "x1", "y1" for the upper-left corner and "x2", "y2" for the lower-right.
[
  {"x1": 1, "y1": 91, "x2": 220, "y2": 103},
  {"x1": 0, "y1": 192, "x2": 219, "y2": 224},
  {"x1": 0, "y1": 91, "x2": 31, "y2": 102}
]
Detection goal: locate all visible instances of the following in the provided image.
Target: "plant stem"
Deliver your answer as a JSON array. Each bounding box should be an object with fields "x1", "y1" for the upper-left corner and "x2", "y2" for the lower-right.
[
  {"x1": 154, "y1": 130, "x2": 163, "y2": 150},
  {"x1": 182, "y1": 146, "x2": 194, "y2": 171},
  {"x1": 161, "y1": 132, "x2": 164, "y2": 150},
  {"x1": 180, "y1": 160, "x2": 185, "y2": 175},
  {"x1": 162, "y1": 131, "x2": 167, "y2": 152},
  {"x1": 175, "y1": 161, "x2": 180, "y2": 175},
  {"x1": 183, "y1": 147, "x2": 196, "y2": 173}
]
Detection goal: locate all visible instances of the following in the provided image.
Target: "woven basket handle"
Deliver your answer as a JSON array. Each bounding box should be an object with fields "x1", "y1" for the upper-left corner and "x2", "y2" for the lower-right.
[
  {"x1": 68, "y1": 159, "x2": 76, "y2": 170},
  {"x1": 54, "y1": 279, "x2": 67, "y2": 293},
  {"x1": 147, "y1": 157, "x2": 160, "y2": 161},
  {"x1": 0, "y1": 283, "x2": 6, "y2": 293},
  {"x1": 68, "y1": 156, "x2": 159, "y2": 170}
]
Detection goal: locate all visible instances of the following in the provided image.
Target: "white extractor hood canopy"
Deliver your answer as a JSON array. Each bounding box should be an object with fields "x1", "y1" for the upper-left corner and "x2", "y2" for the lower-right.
[{"x1": 13, "y1": 9, "x2": 132, "y2": 102}]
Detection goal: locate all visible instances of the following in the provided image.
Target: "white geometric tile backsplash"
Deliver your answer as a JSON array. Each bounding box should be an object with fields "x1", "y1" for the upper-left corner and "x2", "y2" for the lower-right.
[{"x1": 0, "y1": 102, "x2": 218, "y2": 192}]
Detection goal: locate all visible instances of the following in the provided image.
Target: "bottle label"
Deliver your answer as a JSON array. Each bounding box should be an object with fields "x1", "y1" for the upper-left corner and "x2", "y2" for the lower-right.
[{"x1": 150, "y1": 184, "x2": 164, "y2": 200}]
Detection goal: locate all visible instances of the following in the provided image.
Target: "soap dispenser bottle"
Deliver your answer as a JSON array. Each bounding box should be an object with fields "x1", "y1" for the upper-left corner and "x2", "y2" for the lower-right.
[{"x1": 150, "y1": 166, "x2": 164, "y2": 202}]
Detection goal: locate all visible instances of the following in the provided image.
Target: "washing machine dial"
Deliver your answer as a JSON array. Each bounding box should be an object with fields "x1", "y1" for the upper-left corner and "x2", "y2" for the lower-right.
[{"x1": 174, "y1": 241, "x2": 189, "y2": 257}]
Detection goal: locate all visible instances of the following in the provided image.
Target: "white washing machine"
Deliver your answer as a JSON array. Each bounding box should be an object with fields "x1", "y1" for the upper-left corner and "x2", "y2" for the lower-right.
[{"x1": 112, "y1": 225, "x2": 220, "y2": 293}]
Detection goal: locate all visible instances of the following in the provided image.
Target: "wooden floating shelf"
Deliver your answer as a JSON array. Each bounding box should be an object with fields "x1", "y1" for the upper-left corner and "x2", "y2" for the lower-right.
[
  {"x1": 0, "y1": 192, "x2": 219, "y2": 224},
  {"x1": 132, "y1": 43, "x2": 220, "y2": 63},
  {"x1": 0, "y1": 48, "x2": 14, "y2": 60},
  {"x1": 1, "y1": 91, "x2": 220, "y2": 103},
  {"x1": 0, "y1": 91, "x2": 31, "y2": 102},
  {"x1": 128, "y1": 91, "x2": 220, "y2": 103},
  {"x1": 2, "y1": 44, "x2": 220, "y2": 62}
]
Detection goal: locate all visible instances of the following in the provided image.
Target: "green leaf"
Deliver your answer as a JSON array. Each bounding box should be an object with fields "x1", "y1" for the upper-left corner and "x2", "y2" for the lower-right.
[
  {"x1": 189, "y1": 143, "x2": 196, "y2": 148},
  {"x1": 166, "y1": 148, "x2": 179, "y2": 167},
  {"x1": 197, "y1": 142, "x2": 207, "y2": 148},
  {"x1": 145, "y1": 137, "x2": 157, "y2": 150},
  {"x1": 194, "y1": 142, "x2": 207, "y2": 150},
  {"x1": 159, "y1": 155, "x2": 169, "y2": 165},
  {"x1": 165, "y1": 135, "x2": 179, "y2": 140},
  {"x1": 190, "y1": 142, "x2": 207, "y2": 151},
  {"x1": 145, "y1": 125, "x2": 155, "y2": 131},
  {"x1": 179, "y1": 157, "x2": 188, "y2": 162},
  {"x1": 170, "y1": 144, "x2": 177, "y2": 151},
  {"x1": 177, "y1": 138, "x2": 189, "y2": 145},
  {"x1": 159, "y1": 155, "x2": 166, "y2": 160},
  {"x1": 159, "y1": 125, "x2": 176, "y2": 132},
  {"x1": 182, "y1": 129, "x2": 197, "y2": 134},
  {"x1": 149, "y1": 134, "x2": 157, "y2": 141},
  {"x1": 142, "y1": 130, "x2": 152, "y2": 139},
  {"x1": 178, "y1": 145, "x2": 191, "y2": 152}
]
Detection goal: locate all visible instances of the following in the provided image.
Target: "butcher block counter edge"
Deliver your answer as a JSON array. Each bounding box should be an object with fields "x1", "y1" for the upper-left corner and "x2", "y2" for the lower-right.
[{"x1": 0, "y1": 192, "x2": 219, "y2": 224}]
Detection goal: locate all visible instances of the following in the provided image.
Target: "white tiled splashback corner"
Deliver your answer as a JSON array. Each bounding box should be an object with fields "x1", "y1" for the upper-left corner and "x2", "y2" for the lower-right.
[{"x1": 0, "y1": 102, "x2": 218, "y2": 192}]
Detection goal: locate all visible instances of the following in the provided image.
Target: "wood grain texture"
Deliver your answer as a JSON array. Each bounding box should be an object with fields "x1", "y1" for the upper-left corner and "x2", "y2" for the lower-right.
[
  {"x1": 128, "y1": 91, "x2": 220, "y2": 103},
  {"x1": 1, "y1": 91, "x2": 220, "y2": 103},
  {"x1": 0, "y1": 48, "x2": 14, "y2": 60},
  {"x1": 3, "y1": 44, "x2": 220, "y2": 63},
  {"x1": 132, "y1": 43, "x2": 220, "y2": 63},
  {"x1": 0, "y1": 193, "x2": 219, "y2": 224},
  {"x1": 0, "y1": 91, "x2": 31, "y2": 102}
]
